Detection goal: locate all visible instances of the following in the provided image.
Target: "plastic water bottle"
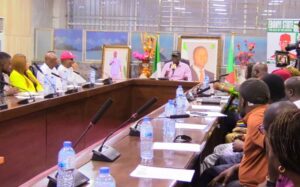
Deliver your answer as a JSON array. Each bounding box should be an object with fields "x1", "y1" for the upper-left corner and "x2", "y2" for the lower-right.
[
  {"x1": 43, "y1": 74, "x2": 50, "y2": 95},
  {"x1": 176, "y1": 94, "x2": 186, "y2": 115},
  {"x1": 140, "y1": 117, "x2": 153, "y2": 161},
  {"x1": 57, "y1": 141, "x2": 75, "y2": 187},
  {"x1": 176, "y1": 85, "x2": 184, "y2": 97},
  {"x1": 202, "y1": 76, "x2": 210, "y2": 89},
  {"x1": 49, "y1": 75, "x2": 56, "y2": 93},
  {"x1": 94, "y1": 167, "x2": 116, "y2": 187},
  {"x1": 89, "y1": 69, "x2": 96, "y2": 84},
  {"x1": 163, "y1": 100, "x2": 176, "y2": 142},
  {"x1": 61, "y1": 71, "x2": 68, "y2": 91}
]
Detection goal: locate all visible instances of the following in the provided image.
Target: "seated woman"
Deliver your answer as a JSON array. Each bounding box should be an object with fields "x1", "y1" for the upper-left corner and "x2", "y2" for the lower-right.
[
  {"x1": 9, "y1": 54, "x2": 43, "y2": 92},
  {"x1": 264, "y1": 109, "x2": 300, "y2": 187}
]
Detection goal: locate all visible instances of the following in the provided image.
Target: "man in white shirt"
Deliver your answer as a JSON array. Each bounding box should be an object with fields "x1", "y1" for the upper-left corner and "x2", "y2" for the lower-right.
[
  {"x1": 36, "y1": 51, "x2": 62, "y2": 91},
  {"x1": 285, "y1": 76, "x2": 300, "y2": 108},
  {"x1": 0, "y1": 52, "x2": 18, "y2": 96},
  {"x1": 57, "y1": 51, "x2": 86, "y2": 86}
]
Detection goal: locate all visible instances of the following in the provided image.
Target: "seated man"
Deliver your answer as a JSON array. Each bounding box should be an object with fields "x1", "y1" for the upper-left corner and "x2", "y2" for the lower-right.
[
  {"x1": 161, "y1": 51, "x2": 192, "y2": 81},
  {"x1": 36, "y1": 51, "x2": 62, "y2": 91},
  {"x1": 0, "y1": 52, "x2": 18, "y2": 96},
  {"x1": 200, "y1": 79, "x2": 270, "y2": 187},
  {"x1": 58, "y1": 51, "x2": 86, "y2": 86},
  {"x1": 285, "y1": 76, "x2": 300, "y2": 108}
]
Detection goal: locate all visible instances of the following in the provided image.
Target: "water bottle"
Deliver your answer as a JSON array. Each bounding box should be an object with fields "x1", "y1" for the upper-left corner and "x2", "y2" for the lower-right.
[
  {"x1": 202, "y1": 76, "x2": 210, "y2": 89},
  {"x1": 57, "y1": 141, "x2": 75, "y2": 187},
  {"x1": 94, "y1": 167, "x2": 116, "y2": 187},
  {"x1": 140, "y1": 117, "x2": 153, "y2": 161},
  {"x1": 176, "y1": 94, "x2": 186, "y2": 115},
  {"x1": 43, "y1": 74, "x2": 50, "y2": 95},
  {"x1": 49, "y1": 75, "x2": 56, "y2": 93},
  {"x1": 61, "y1": 70, "x2": 68, "y2": 91},
  {"x1": 163, "y1": 100, "x2": 176, "y2": 142},
  {"x1": 89, "y1": 69, "x2": 96, "y2": 84},
  {"x1": 176, "y1": 85, "x2": 184, "y2": 97}
]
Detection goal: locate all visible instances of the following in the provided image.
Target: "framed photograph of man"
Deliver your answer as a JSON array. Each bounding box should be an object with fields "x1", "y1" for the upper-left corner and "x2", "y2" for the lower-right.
[
  {"x1": 178, "y1": 36, "x2": 222, "y2": 82},
  {"x1": 101, "y1": 45, "x2": 131, "y2": 80}
]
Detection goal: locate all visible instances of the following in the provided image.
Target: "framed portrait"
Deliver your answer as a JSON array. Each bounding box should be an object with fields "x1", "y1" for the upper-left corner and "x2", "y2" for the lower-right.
[
  {"x1": 178, "y1": 36, "x2": 223, "y2": 82},
  {"x1": 101, "y1": 45, "x2": 131, "y2": 79}
]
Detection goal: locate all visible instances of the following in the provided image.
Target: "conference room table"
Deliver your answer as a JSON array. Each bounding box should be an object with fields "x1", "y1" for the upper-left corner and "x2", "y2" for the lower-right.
[
  {"x1": 18, "y1": 79, "x2": 227, "y2": 187},
  {"x1": 1, "y1": 79, "x2": 204, "y2": 187}
]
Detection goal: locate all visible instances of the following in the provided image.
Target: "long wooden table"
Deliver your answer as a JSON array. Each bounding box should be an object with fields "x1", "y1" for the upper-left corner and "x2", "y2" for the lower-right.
[
  {"x1": 0, "y1": 79, "x2": 197, "y2": 187},
  {"x1": 20, "y1": 81, "x2": 226, "y2": 187}
]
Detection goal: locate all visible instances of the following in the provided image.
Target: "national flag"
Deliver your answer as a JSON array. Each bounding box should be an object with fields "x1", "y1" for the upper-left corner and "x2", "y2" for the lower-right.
[{"x1": 225, "y1": 33, "x2": 237, "y2": 84}]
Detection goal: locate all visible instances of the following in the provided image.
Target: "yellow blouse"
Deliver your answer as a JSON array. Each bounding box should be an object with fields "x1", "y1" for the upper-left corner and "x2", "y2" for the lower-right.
[{"x1": 9, "y1": 70, "x2": 43, "y2": 92}]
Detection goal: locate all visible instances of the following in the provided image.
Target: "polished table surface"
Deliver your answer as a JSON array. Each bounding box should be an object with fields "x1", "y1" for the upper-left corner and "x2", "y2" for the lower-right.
[
  {"x1": 0, "y1": 79, "x2": 198, "y2": 187},
  {"x1": 21, "y1": 82, "x2": 223, "y2": 187}
]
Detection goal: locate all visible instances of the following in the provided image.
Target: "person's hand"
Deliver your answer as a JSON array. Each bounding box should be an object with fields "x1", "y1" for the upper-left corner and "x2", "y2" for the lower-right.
[
  {"x1": 5, "y1": 87, "x2": 19, "y2": 96},
  {"x1": 208, "y1": 165, "x2": 239, "y2": 187},
  {"x1": 213, "y1": 82, "x2": 222, "y2": 90},
  {"x1": 232, "y1": 127, "x2": 247, "y2": 134},
  {"x1": 233, "y1": 134, "x2": 245, "y2": 141},
  {"x1": 232, "y1": 139, "x2": 244, "y2": 152}
]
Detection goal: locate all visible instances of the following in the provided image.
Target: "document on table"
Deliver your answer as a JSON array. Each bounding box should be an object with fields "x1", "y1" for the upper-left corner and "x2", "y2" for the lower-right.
[
  {"x1": 152, "y1": 142, "x2": 201, "y2": 152},
  {"x1": 175, "y1": 122, "x2": 207, "y2": 130},
  {"x1": 187, "y1": 111, "x2": 227, "y2": 117},
  {"x1": 130, "y1": 165, "x2": 195, "y2": 182},
  {"x1": 191, "y1": 105, "x2": 222, "y2": 112}
]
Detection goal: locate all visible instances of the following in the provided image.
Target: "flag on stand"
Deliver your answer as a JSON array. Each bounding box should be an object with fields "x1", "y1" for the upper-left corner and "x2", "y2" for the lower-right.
[
  {"x1": 225, "y1": 33, "x2": 237, "y2": 84},
  {"x1": 151, "y1": 35, "x2": 161, "y2": 78}
]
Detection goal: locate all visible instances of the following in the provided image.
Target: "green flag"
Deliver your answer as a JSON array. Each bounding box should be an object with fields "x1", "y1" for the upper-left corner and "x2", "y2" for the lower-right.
[
  {"x1": 225, "y1": 34, "x2": 236, "y2": 84},
  {"x1": 227, "y1": 34, "x2": 235, "y2": 73},
  {"x1": 153, "y1": 35, "x2": 160, "y2": 72}
]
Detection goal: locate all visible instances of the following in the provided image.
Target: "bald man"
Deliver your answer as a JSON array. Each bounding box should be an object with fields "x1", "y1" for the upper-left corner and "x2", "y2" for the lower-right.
[
  {"x1": 191, "y1": 46, "x2": 214, "y2": 82},
  {"x1": 251, "y1": 62, "x2": 268, "y2": 79},
  {"x1": 285, "y1": 76, "x2": 300, "y2": 108},
  {"x1": 37, "y1": 51, "x2": 62, "y2": 91}
]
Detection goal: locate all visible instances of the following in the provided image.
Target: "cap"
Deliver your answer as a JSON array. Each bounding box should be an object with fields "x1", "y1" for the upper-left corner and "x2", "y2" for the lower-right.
[
  {"x1": 60, "y1": 51, "x2": 75, "y2": 60},
  {"x1": 239, "y1": 78, "x2": 270, "y2": 104},
  {"x1": 171, "y1": 51, "x2": 181, "y2": 57},
  {"x1": 279, "y1": 34, "x2": 291, "y2": 42},
  {"x1": 99, "y1": 167, "x2": 110, "y2": 174},
  {"x1": 63, "y1": 141, "x2": 72, "y2": 147},
  {"x1": 272, "y1": 68, "x2": 292, "y2": 81}
]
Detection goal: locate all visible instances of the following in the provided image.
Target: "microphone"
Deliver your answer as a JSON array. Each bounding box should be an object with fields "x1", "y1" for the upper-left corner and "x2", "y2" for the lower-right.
[
  {"x1": 219, "y1": 73, "x2": 229, "y2": 78},
  {"x1": 51, "y1": 73, "x2": 78, "y2": 94},
  {"x1": 208, "y1": 73, "x2": 230, "y2": 84},
  {"x1": 47, "y1": 99, "x2": 113, "y2": 187},
  {"x1": 130, "y1": 97, "x2": 157, "y2": 119},
  {"x1": 90, "y1": 65, "x2": 98, "y2": 71},
  {"x1": 0, "y1": 80, "x2": 35, "y2": 105},
  {"x1": 92, "y1": 97, "x2": 158, "y2": 162},
  {"x1": 196, "y1": 86, "x2": 211, "y2": 97},
  {"x1": 74, "y1": 98, "x2": 113, "y2": 148},
  {"x1": 129, "y1": 114, "x2": 191, "y2": 137},
  {"x1": 33, "y1": 63, "x2": 58, "y2": 99}
]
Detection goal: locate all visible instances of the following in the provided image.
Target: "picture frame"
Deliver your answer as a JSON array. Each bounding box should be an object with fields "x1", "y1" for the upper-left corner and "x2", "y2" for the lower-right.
[
  {"x1": 101, "y1": 45, "x2": 131, "y2": 79},
  {"x1": 178, "y1": 36, "x2": 223, "y2": 82}
]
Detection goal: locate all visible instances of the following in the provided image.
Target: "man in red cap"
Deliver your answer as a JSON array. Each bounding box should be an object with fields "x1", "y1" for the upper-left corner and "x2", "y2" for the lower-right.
[{"x1": 58, "y1": 51, "x2": 86, "y2": 89}]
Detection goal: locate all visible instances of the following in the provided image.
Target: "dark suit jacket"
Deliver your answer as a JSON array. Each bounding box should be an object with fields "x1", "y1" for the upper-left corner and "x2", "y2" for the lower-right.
[{"x1": 191, "y1": 67, "x2": 214, "y2": 82}]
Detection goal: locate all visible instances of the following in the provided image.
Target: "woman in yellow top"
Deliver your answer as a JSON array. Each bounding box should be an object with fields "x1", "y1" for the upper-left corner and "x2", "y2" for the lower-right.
[{"x1": 9, "y1": 54, "x2": 43, "y2": 92}]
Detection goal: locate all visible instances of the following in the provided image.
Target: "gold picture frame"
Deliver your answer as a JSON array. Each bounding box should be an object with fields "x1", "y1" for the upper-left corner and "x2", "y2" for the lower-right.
[
  {"x1": 178, "y1": 36, "x2": 223, "y2": 82},
  {"x1": 101, "y1": 45, "x2": 131, "y2": 79}
]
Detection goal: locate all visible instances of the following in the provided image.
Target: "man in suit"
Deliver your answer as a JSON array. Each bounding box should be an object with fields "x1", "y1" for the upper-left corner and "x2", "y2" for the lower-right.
[
  {"x1": 191, "y1": 46, "x2": 214, "y2": 82},
  {"x1": 0, "y1": 52, "x2": 18, "y2": 95}
]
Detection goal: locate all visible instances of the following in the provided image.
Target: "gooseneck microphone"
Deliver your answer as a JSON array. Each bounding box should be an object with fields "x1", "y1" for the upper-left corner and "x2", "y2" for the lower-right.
[
  {"x1": 129, "y1": 114, "x2": 191, "y2": 137},
  {"x1": 92, "y1": 97, "x2": 158, "y2": 162},
  {"x1": 51, "y1": 72, "x2": 79, "y2": 94},
  {"x1": 33, "y1": 63, "x2": 58, "y2": 99},
  {"x1": 73, "y1": 98, "x2": 113, "y2": 148},
  {"x1": 0, "y1": 80, "x2": 35, "y2": 105},
  {"x1": 47, "y1": 98, "x2": 113, "y2": 187}
]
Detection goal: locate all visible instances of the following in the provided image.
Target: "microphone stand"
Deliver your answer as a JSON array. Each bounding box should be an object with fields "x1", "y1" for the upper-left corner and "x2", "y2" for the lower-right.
[
  {"x1": 51, "y1": 73, "x2": 79, "y2": 94},
  {"x1": 47, "y1": 98, "x2": 113, "y2": 187},
  {"x1": 92, "y1": 97, "x2": 158, "y2": 162},
  {"x1": 33, "y1": 63, "x2": 59, "y2": 99}
]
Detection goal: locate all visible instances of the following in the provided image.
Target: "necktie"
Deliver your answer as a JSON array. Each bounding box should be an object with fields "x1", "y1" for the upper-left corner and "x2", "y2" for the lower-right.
[{"x1": 199, "y1": 68, "x2": 205, "y2": 82}]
